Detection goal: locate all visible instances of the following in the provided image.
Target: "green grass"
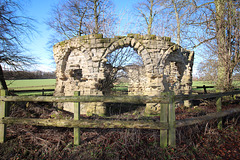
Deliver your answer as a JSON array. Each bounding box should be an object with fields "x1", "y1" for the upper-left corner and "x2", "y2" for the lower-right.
[
  {"x1": 192, "y1": 81, "x2": 215, "y2": 87},
  {"x1": 6, "y1": 79, "x2": 56, "y2": 90},
  {"x1": 232, "y1": 81, "x2": 240, "y2": 88},
  {"x1": 6, "y1": 79, "x2": 56, "y2": 96},
  {"x1": 192, "y1": 81, "x2": 216, "y2": 92},
  {"x1": 192, "y1": 80, "x2": 240, "y2": 87},
  {"x1": 192, "y1": 81, "x2": 240, "y2": 93},
  {"x1": 112, "y1": 83, "x2": 128, "y2": 92}
]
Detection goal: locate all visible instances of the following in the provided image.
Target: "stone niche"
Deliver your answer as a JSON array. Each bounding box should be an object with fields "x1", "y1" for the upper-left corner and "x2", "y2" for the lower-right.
[{"x1": 53, "y1": 34, "x2": 194, "y2": 115}]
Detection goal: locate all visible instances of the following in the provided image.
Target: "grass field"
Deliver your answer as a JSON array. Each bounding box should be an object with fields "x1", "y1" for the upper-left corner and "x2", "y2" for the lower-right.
[
  {"x1": 6, "y1": 79, "x2": 56, "y2": 90},
  {"x1": 6, "y1": 79, "x2": 56, "y2": 96},
  {"x1": 112, "y1": 83, "x2": 128, "y2": 92},
  {"x1": 5, "y1": 79, "x2": 240, "y2": 95},
  {"x1": 192, "y1": 81, "x2": 240, "y2": 92},
  {"x1": 192, "y1": 80, "x2": 240, "y2": 87},
  {"x1": 192, "y1": 81, "x2": 215, "y2": 87}
]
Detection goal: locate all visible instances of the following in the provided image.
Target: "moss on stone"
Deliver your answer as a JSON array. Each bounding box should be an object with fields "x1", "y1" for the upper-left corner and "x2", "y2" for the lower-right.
[
  {"x1": 143, "y1": 35, "x2": 156, "y2": 40},
  {"x1": 59, "y1": 41, "x2": 67, "y2": 47},
  {"x1": 127, "y1": 33, "x2": 142, "y2": 39},
  {"x1": 99, "y1": 38, "x2": 111, "y2": 43},
  {"x1": 168, "y1": 42, "x2": 175, "y2": 46},
  {"x1": 149, "y1": 35, "x2": 156, "y2": 40},
  {"x1": 172, "y1": 44, "x2": 179, "y2": 51},
  {"x1": 134, "y1": 34, "x2": 142, "y2": 39},
  {"x1": 80, "y1": 35, "x2": 89, "y2": 40},
  {"x1": 163, "y1": 36, "x2": 171, "y2": 41},
  {"x1": 114, "y1": 36, "x2": 126, "y2": 39},
  {"x1": 127, "y1": 33, "x2": 135, "y2": 38},
  {"x1": 90, "y1": 34, "x2": 103, "y2": 39}
]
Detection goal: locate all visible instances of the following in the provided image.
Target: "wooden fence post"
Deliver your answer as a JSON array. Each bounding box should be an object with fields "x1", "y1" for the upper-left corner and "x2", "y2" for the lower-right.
[
  {"x1": 168, "y1": 92, "x2": 176, "y2": 147},
  {"x1": 203, "y1": 85, "x2": 207, "y2": 94},
  {"x1": 42, "y1": 89, "x2": 45, "y2": 96},
  {"x1": 216, "y1": 97, "x2": 222, "y2": 129},
  {"x1": 216, "y1": 90, "x2": 222, "y2": 130},
  {"x1": 74, "y1": 91, "x2": 81, "y2": 145},
  {"x1": 160, "y1": 92, "x2": 168, "y2": 148},
  {"x1": 0, "y1": 90, "x2": 8, "y2": 143},
  {"x1": 160, "y1": 92, "x2": 176, "y2": 148}
]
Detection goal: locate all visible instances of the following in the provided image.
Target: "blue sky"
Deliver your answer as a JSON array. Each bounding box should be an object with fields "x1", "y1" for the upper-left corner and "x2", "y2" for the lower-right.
[
  {"x1": 24, "y1": 0, "x2": 199, "y2": 75},
  {"x1": 25, "y1": 0, "x2": 139, "y2": 72},
  {"x1": 24, "y1": 0, "x2": 59, "y2": 71}
]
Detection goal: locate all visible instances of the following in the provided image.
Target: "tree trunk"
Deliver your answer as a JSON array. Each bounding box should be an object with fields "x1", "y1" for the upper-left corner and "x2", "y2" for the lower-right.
[
  {"x1": 0, "y1": 65, "x2": 8, "y2": 90},
  {"x1": 147, "y1": 0, "x2": 154, "y2": 35},
  {"x1": 172, "y1": 0, "x2": 180, "y2": 45},
  {"x1": 217, "y1": 59, "x2": 233, "y2": 91},
  {"x1": 94, "y1": 0, "x2": 99, "y2": 34},
  {"x1": 215, "y1": 0, "x2": 233, "y2": 91}
]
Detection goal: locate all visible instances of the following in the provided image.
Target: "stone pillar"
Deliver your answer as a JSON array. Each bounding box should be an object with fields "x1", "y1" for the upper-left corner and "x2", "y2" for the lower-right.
[{"x1": 144, "y1": 74, "x2": 164, "y2": 115}]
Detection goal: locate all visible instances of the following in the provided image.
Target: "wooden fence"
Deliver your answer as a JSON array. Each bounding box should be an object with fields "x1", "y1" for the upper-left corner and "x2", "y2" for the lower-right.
[
  {"x1": 194, "y1": 85, "x2": 215, "y2": 94},
  {"x1": 193, "y1": 85, "x2": 239, "y2": 94},
  {"x1": 8, "y1": 85, "x2": 236, "y2": 96},
  {"x1": 8, "y1": 85, "x2": 55, "y2": 96},
  {"x1": 1, "y1": 90, "x2": 240, "y2": 148},
  {"x1": 8, "y1": 85, "x2": 55, "y2": 90},
  {"x1": 9, "y1": 89, "x2": 55, "y2": 96}
]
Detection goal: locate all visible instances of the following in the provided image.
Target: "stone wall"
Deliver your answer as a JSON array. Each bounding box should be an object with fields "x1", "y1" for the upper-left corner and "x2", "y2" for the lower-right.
[
  {"x1": 124, "y1": 65, "x2": 146, "y2": 96},
  {"x1": 53, "y1": 34, "x2": 194, "y2": 115}
]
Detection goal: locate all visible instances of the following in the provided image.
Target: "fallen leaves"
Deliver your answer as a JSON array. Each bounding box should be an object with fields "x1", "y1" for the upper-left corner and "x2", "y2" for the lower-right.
[{"x1": 0, "y1": 100, "x2": 239, "y2": 159}]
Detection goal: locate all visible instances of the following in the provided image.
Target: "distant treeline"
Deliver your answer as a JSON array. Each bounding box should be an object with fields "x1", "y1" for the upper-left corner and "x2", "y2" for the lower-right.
[{"x1": 3, "y1": 70, "x2": 56, "y2": 80}]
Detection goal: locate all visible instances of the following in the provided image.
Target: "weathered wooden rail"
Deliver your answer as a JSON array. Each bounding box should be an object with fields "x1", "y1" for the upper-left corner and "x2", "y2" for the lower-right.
[
  {"x1": 0, "y1": 90, "x2": 240, "y2": 148},
  {"x1": 9, "y1": 89, "x2": 55, "y2": 96},
  {"x1": 8, "y1": 85, "x2": 55, "y2": 90},
  {"x1": 192, "y1": 85, "x2": 239, "y2": 94},
  {"x1": 195, "y1": 85, "x2": 215, "y2": 94}
]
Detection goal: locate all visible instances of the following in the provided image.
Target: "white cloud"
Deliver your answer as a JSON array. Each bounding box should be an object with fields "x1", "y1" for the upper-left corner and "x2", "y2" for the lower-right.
[{"x1": 35, "y1": 64, "x2": 56, "y2": 72}]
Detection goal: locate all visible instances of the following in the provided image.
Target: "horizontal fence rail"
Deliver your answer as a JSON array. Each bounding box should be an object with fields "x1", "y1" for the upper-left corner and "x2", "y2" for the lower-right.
[
  {"x1": 0, "y1": 89, "x2": 240, "y2": 147},
  {"x1": 176, "y1": 107, "x2": 240, "y2": 128},
  {"x1": 196, "y1": 85, "x2": 214, "y2": 89},
  {"x1": 2, "y1": 91, "x2": 239, "y2": 103},
  {"x1": 9, "y1": 88, "x2": 55, "y2": 96},
  {"x1": 0, "y1": 117, "x2": 169, "y2": 130},
  {"x1": 8, "y1": 85, "x2": 55, "y2": 90},
  {"x1": 9, "y1": 89, "x2": 55, "y2": 93},
  {"x1": 0, "y1": 95, "x2": 170, "y2": 103},
  {"x1": 175, "y1": 90, "x2": 240, "y2": 101}
]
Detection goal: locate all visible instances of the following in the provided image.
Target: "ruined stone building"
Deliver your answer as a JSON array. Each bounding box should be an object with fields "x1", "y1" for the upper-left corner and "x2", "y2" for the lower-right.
[{"x1": 53, "y1": 34, "x2": 194, "y2": 115}]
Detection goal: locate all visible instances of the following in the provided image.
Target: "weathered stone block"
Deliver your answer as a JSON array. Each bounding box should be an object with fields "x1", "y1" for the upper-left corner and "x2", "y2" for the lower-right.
[
  {"x1": 131, "y1": 38, "x2": 136, "y2": 47},
  {"x1": 145, "y1": 103, "x2": 161, "y2": 115},
  {"x1": 89, "y1": 34, "x2": 103, "y2": 39}
]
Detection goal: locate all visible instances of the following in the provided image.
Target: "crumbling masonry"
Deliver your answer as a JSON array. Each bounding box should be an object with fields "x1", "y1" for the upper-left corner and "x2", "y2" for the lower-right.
[{"x1": 53, "y1": 34, "x2": 194, "y2": 115}]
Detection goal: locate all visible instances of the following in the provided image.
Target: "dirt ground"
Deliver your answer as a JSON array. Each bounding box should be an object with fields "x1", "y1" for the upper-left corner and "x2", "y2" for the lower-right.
[{"x1": 0, "y1": 99, "x2": 239, "y2": 160}]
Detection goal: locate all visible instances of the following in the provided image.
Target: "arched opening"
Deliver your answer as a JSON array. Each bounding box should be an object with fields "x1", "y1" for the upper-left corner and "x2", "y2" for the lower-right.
[
  {"x1": 102, "y1": 46, "x2": 146, "y2": 116},
  {"x1": 101, "y1": 46, "x2": 145, "y2": 95}
]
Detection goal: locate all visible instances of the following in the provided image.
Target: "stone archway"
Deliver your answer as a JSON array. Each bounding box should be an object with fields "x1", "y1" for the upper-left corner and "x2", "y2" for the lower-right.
[
  {"x1": 102, "y1": 36, "x2": 153, "y2": 73},
  {"x1": 53, "y1": 34, "x2": 194, "y2": 115},
  {"x1": 100, "y1": 36, "x2": 151, "y2": 97}
]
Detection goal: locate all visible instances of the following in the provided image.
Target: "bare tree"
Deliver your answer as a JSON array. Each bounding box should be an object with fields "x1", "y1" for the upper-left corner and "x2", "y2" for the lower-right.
[
  {"x1": 134, "y1": 0, "x2": 162, "y2": 35},
  {"x1": 188, "y1": 0, "x2": 240, "y2": 91},
  {"x1": 47, "y1": 0, "x2": 89, "y2": 39},
  {"x1": 159, "y1": 0, "x2": 193, "y2": 46},
  {"x1": 47, "y1": 0, "x2": 116, "y2": 41},
  {"x1": 0, "y1": 0, "x2": 35, "y2": 89},
  {"x1": 198, "y1": 58, "x2": 218, "y2": 81}
]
